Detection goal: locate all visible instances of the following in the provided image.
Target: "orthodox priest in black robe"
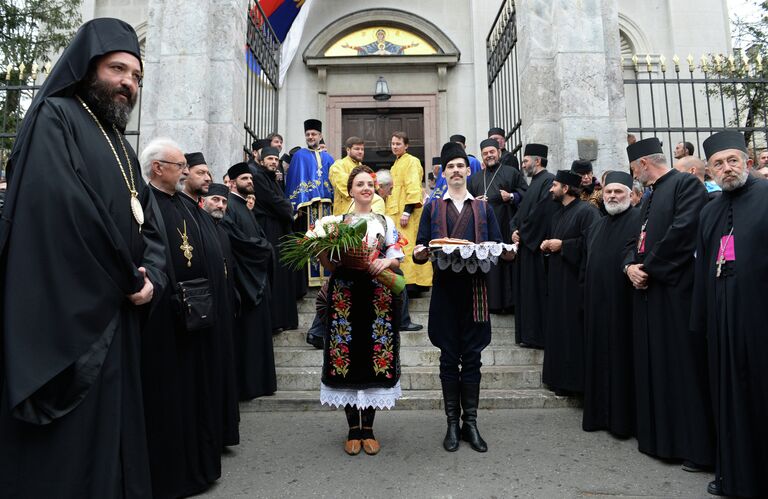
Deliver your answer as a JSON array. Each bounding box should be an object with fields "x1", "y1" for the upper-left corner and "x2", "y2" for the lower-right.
[
  {"x1": 468, "y1": 139, "x2": 527, "y2": 312},
  {"x1": 692, "y1": 132, "x2": 768, "y2": 498},
  {"x1": 540, "y1": 170, "x2": 600, "y2": 395},
  {"x1": 510, "y1": 144, "x2": 559, "y2": 348},
  {"x1": 0, "y1": 19, "x2": 165, "y2": 498},
  {"x1": 623, "y1": 137, "x2": 714, "y2": 469},
  {"x1": 582, "y1": 171, "x2": 639, "y2": 438},
  {"x1": 221, "y1": 163, "x2": 277, "y2": 399},
  {"x1": 203, "y1": 182, "x2": 241, "y2": 447},
  {"x1": 251, "y1": 146, "x2": 298, "y2": 332},
  {"x1": 141, "y1": 143, "x2": 228, "y2": 497}
]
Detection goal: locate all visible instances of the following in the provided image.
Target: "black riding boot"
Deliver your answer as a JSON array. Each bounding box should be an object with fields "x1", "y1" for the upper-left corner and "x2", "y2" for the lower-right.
[
  {"x1": 441, "y1": 381, "x2": 461, "y2": 451},
  {"x1": 460, "y1": 382, "x2": 488, "y2": 452}
]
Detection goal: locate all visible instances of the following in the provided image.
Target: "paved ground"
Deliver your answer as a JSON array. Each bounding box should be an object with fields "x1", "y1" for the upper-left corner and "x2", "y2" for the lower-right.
[{"x1": 201, "y1": 408, "x2": 715, "y2": 498}]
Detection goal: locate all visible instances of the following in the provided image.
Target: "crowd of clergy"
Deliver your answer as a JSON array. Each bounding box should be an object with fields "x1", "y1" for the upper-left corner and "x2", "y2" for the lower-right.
[{"x1": 0, "y1": 17, "x2": 765, "y2": 499}]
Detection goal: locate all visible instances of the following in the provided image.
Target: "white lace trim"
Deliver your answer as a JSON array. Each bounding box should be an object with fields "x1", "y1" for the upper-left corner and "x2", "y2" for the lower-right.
[
  {"x1": 429, "y1": 242, "x2": 516, "y2": 273},
  {"x1": 320, "y1": 381, "x2": 402, "y2": 410}
]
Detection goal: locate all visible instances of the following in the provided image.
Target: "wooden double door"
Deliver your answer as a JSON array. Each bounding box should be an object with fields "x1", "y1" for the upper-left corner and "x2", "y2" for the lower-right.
[{"x1": 340, "y1": 108, "x2": 425, "y2": 171}]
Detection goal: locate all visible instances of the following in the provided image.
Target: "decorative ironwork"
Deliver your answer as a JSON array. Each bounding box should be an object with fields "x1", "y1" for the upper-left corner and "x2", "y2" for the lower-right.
[
  {"x1": 1, "y1": 62, "x2": 142, "y2": 171},
  {"x1": 486, "y1": 0, "x2": 522, "y2": 160},
  {"x1": 624, "y1": 51, "x2": 768, "y2": 159},
  {"x1": 245, "y1": 1, "x2": 281, "y2": 155}
]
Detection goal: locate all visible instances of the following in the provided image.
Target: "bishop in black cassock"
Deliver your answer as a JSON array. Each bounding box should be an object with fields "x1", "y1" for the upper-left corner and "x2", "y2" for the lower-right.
[
  {"x1": 510, "y1": 144, "x2": 559, "y2": 348},
  {"x1": 0, "y1": 19, "x2": 165, "y2": 498},
  {"x1": 623, "y1": 137, "x2": 714, "y2": 469},
  {"x1": 251, "y1": 146, "x2": 298, "y2": 332},
  {"x1": 582, "y1": 171, "x2": 639, "y2": 438},
  {"x1": 468, "y1": 139, "x2": 527, "y2": 312},
  {"x1": 540, "y1": 169, "x2": 600, "y2": 395},
  {"x1": 221, "y1": 163, "x2": 277, "y2": 400},
  {"x1": 692, "y1": 132, "x2": 768, "y2": 498}
]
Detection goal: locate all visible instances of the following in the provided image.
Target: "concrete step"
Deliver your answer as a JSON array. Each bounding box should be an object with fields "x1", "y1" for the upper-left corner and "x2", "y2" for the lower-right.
[
  {"x1": 275, "y1": 365, "x2": 544, "y2": 391},
  {"x1": 240, "y1": 388, "x2": 579, "y2": 412},
  {"x1": 297, "y1": 311, "x2": 516, "y2": 329},
  {"x1": 273, "y1": 328, "x2": 520, "y2": 347},
  {"x1": 273, "y1": 345, "x2": 544, "y2": 368}
]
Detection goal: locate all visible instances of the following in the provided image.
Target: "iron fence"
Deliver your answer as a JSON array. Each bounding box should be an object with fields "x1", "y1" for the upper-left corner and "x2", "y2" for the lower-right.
[
  {"x1": 623, "y1": 53, "x2": 768, "y2": 161},
  {"x1": 487, "y1": 0, "x2": 522, "y2": 160},
  {"x1": 245, "y1": 1, "x2": 280, "y2": 155}
]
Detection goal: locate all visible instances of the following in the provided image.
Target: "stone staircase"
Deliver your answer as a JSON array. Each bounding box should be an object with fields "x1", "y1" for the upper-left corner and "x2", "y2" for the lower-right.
[{"x1": 240, "y1": 292, "x2": 578, "y2": 412}]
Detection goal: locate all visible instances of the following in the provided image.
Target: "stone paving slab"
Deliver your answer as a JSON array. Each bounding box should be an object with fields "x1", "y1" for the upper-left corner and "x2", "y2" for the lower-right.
[{"x1": 201, "y1": 408, "x2": 716, "y2": 498}]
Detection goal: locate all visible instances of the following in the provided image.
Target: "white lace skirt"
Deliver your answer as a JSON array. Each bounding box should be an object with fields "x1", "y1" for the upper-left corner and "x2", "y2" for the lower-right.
[{"x1": 320, "y1": 381, "x2": 402, "y2": 410}]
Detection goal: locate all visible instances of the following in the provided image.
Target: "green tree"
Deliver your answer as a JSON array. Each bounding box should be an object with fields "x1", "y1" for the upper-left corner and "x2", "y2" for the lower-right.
[{"x1": 0, "y1": 0, "x2": 81, "y2": 160}]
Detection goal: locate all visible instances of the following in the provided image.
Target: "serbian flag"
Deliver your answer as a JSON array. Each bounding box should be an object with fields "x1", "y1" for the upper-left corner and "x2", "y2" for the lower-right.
[{"x1": 247, "y1": 0, "x2": 314, "y2": 86}]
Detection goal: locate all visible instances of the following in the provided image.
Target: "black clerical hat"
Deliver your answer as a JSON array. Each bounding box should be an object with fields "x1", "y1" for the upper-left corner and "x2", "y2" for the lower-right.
[
  {"x1": 261, "y1": 146, "x2": 280, "y2": 159},
  {"x1": 626, "y1": 137, "x2": 663, "y2": 162},
  {"x1": 207, "y1": 183, "x2": 230, "y2": 197},
  {"x1": 702, "y1": 131, "x2": 748, "y2": 160},
  {"x1": 480, "y1": 138, "x2": 499, "y2": 150},
  {"x1": 450, "y1": 134, "x2": 466, "y2": 144},
  {"x1": 440, "y1": 142, "x2": 468, "y2": 168},
  {"x1": 252, "y1": 139, "x2": 269, "y2": 151},
  {"x1": 289, "y1": 146, "x2": 301, "y2": 155},
  {"x1": 227, "y1": 162, "x2": 251, "y2": 180},
  {"x1": 524, "y1": 143, "x2": 548, "y2": 158},
  {"x1": 555, "y1": 170, "x2": 582, "y2": 188},
  {"x1": 488, "y1": 127, "x2": 505, "y2": 137},
  {"x1": 432, "y1": 156, "x2": 441, "y2": 166},
  {"x1": 304, "y1": 119, "x2": 322, "y2": 132},
  {"x1": 280, "y1": 153, "x2": 292, "y2": 163},
  {"x1": 185, "y1": 152, "x2": 206, "y2": 168},
  {"x1": 604, "y1": 171, "x2": 633, "y2": 189},
  {"x1": 571, "y1": 160, "x2": 592, "y2": 174}
]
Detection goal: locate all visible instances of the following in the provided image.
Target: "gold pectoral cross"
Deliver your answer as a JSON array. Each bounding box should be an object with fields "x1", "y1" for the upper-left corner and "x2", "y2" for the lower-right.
[{"x1": 178, "y1": 221, "x2": 194, "y2": 268}]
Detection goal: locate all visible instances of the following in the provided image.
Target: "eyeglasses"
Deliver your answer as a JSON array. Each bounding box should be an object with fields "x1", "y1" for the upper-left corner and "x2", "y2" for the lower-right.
[{"x1": 156, "y1": 159, "x2": 188, "y2": 170}]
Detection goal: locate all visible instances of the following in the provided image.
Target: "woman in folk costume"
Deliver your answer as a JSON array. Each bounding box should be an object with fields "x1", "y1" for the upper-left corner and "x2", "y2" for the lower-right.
[
  {"x1": 385, "y1": 131, "x2": 433, "y2": 290},
  {"x1": 318, "y1": 165, "x2": 405, "y2": 456}
]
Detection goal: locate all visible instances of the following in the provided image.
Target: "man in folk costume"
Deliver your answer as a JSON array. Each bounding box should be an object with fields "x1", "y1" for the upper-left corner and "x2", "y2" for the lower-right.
[
  {"x1": 414, "y1": 142, "x2": 511, "y2": 453},
  {"x1": 386, "y1": 131, "x2": 433, "y2": 293},
  {"x1": 285, "y1": 119, "x2": 334, "y2": 287},
  {"x1": 693, "y1": 131, "x2": 768, "y2": 498}
]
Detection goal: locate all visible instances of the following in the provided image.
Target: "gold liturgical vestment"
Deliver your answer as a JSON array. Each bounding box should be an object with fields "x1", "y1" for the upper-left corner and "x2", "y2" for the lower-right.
[
  {"x1": 328, "y1": 155, "x2": 360, "y2": 216},
  {"x1": 385, "y1": 152, "x2": 433, "y2": 287}
]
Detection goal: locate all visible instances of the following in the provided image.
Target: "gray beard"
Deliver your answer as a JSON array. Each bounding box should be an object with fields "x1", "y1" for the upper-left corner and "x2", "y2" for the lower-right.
[
  {"x1": 605, "y1": 198, "x2": 631, "y2": 215},
  {"x1": 207, "y1": 209, "x2": 224, "y2": 220},
  {"x1": 718, "y1": 169, "x2": 749, "y2": 191},
  {"x1": 83, "y1": 78, "x2": 135, "y2": 130}
]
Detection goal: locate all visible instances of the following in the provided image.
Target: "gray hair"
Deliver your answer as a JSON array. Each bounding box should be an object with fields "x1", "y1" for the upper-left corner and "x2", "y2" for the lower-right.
[
  {"x1": 139, "y1": 137, "x2": 183, "y2": 178},
  {"x1": 632, "y1": 180, "x2": 644, "y2": 194},
  {"x1": 645, "y1": 153, "x2": 667, "y2": 166},
  {"x1": 376, "y1": 168, "x2": 393, "y2": 186}
]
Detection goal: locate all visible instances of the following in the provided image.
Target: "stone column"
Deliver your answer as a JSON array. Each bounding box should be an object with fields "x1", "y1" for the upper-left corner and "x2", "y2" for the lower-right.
[
  {"x1": 517, "y1": 0, "x2": 628, "y2": 176},
  {"x1": 141, "y1": 0, "x2": 248, "y2": 181}
]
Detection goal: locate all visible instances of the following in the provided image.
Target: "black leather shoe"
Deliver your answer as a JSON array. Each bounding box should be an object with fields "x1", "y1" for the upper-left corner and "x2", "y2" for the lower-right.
[
  {"x1": 682, "y1": 460, "x2": 711, "y2": 472},
  {"x1": 441, "y1": 381, "x2": 461, "y2": 452},
  {"x1": 306, "y1": 333, "x2": 323, "y2": 349},
  {"x1": 460, "y1": 382, "x2": 488, "y2": 452},
  {"x1": 707, "y1": 479, "x2": 724, "y2": 496},
  {"x1": 400, "y1": 322, "x2": 423, "y2": 331}
]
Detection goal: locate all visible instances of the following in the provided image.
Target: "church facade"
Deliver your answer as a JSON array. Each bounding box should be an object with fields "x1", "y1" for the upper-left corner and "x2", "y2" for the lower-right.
[{"x1": 81, "y1": 0, "x2": 732, "y2": 180}]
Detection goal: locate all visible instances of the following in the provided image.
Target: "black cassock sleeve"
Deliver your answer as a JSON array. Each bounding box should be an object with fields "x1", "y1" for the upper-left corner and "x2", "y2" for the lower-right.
[
  {"x1": 561, "y1": 206, "x2": 600, "y2": 266},
  {"x1": 643, "y1": 176, "x2": 706, "y2": 286},
  {"x1": 220, "y1": 204, "x2": 273, "y2": 306},
  {"x1": 252, "y1": 171, "x2": 293, "y2": 225},
  {"x1": 2, "y1": 101, "x2": 150, "y2": 423}
]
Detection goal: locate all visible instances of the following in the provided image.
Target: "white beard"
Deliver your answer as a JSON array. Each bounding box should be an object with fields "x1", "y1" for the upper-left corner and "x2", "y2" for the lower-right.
[
  {"x1": 605, "y1": 198, "x2": 631, "y2": 216},
  {"x1": 718, "y1": 168, "x2": 749, "y2": 191}
]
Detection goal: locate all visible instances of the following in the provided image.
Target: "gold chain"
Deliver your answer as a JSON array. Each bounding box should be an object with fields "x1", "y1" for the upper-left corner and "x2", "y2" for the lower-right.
[{"x1": 76, "y1": 95, "x2": 138, "y2": 198}]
